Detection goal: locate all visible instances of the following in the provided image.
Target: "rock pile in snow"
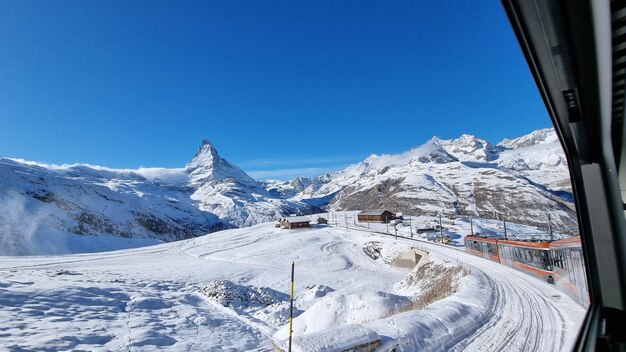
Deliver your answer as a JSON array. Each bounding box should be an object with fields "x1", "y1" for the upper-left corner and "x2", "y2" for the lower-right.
[
  {"x1": 196, "y1": 280, "x2": 289, "y2": 309},
  {"x1": 362, "y1": 241, "x2": 383, "y2": 260}
]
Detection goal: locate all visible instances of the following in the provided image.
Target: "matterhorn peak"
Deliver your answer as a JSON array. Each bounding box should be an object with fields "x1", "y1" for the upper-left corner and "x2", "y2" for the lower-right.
[
  {"x1": 197, "y1": 139, "x2": 219, "y2": 155},
  {"x1": 186, "y1": 140, "x2": 256, "y2": 185},
  {"x1": 430, "y1": 136, "x2": 443, "y2": 145},
  {"x1": 186, "y1": 140, "x2": 220, "y2": 172}
]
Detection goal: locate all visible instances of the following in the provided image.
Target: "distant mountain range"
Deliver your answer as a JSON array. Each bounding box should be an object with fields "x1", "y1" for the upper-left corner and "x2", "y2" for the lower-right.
[
  {"x1": 0, "y1": 128, "x2": 575, "y2": 254},
  {"x1": 266, "y1": 128, "x2": 574, "y2": 229}
]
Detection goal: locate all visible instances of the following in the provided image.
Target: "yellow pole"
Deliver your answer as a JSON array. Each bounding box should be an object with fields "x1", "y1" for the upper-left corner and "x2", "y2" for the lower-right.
[{"x1": 288, "y1": 261, "x2": 294, "y2": 352}]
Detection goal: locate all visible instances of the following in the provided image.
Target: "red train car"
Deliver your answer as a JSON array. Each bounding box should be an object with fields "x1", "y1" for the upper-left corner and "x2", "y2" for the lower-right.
[
  {"x1": 465, "y1": 236, "x2": 553, "y2": 282},
  {"x1": 551, "y1": 236, "x2": 589, "y2": 307},
  {"x1": 464, "y1": 236, "x2": 499, "y2": 262},
  {"x1": 497, "y1": 239, "x2": 553, "y2": 283},
  {"x1": 464, "y1": 234, "x2": 589, "y2": 308}
]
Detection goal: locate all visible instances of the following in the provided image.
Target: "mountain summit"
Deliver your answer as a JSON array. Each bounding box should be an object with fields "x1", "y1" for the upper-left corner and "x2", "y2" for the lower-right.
[
  {"x1": 186, "y1": 140, "x2": 256, "y2": 186},
  {"x1": 185, "y1": 140, "x2": 320, "y2": 227},
  {"x1": 433, "y1": 134, "x2": 500, "y2": 162},
  {"x1": 498, "y1": 128, "x2": 558, "y2": 149}
]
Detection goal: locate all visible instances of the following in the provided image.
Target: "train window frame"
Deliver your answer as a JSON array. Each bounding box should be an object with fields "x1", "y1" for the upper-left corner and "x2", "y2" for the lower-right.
[{"x1": 502, "y1": 0, "x2": 626, "y2": 349}]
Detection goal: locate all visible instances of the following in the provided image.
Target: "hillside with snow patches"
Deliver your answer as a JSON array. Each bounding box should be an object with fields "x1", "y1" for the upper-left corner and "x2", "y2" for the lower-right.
[
  {"x1": 0, "y1": 128, "x2": 574, "y2": 255},
  {"x1": 0, "y1": 141, "x2": 319, "y2": 255},
  {"x1": 268, "y1": 128, "x2": 575, "y2": 229}
]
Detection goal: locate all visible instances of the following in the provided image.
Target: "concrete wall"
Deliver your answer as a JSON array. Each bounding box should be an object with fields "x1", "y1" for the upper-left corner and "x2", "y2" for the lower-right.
[{"x1": 391, "y1": 248, "x2": 428, "y2": 269}]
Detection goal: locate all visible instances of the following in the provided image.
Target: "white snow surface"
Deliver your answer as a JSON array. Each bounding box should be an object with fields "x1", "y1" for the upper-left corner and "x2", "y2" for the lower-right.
[{"x1": 0, "y1": 216, "x2": 585, "y2": 351}]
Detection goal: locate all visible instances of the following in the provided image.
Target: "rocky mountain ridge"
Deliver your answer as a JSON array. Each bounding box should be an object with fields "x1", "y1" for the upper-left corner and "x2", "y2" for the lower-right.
[{"x1": 266, "y1": 128, "x2": 575, "y2": 229}]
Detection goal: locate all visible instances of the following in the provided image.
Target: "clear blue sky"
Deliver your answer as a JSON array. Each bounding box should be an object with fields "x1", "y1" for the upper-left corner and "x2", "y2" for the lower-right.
[{"x1": 0, "y1": 1, "x2": 550, "y2": 180}]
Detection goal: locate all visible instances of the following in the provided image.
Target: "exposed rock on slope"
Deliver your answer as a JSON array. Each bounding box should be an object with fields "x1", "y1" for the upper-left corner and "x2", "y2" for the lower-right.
[{"x1": 268, "y1": 128, "x2": 576, "y2": 229}]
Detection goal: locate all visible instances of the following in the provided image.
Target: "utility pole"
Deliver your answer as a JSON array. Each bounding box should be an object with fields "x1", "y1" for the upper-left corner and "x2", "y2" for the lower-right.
[
  {"x1": 503, "y1": 218, "x2": 508, "y2": 240},
  {"x1": 548, "y1": 214, "x2": 553, "y2": 241},
  {"x1": 386, "y1": 216, "x2": 389, "y2": 233},
  {"x1": 409, "y1": 216, "x2": 413, "y2": 237},
  {"x1": 470, "y1": 217, "x2": 474, "y2": 236},
  {"x1": 288, "y1": 261, "x2": 295, "y2": 352}
]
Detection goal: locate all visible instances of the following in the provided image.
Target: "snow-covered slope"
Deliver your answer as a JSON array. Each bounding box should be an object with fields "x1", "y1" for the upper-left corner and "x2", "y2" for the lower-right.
[
  {"x1": 496, "y1": 128, "x2": 570, "y2": 191},
  {"x1": 0, "y1": 219, "x2": 585, "y2": 351},
  {"x1": 269, "y1": 128, "x2": 575, "y2": 229},
  {"x1": 433, "y1": 134, "x2": 501, "y2": 162},
  {"x1": 0, "y1": 158, "x2": 227, "y2": 255},
  {"x1": 498, "y1": 128, "x2": 559, "y2": 149}
]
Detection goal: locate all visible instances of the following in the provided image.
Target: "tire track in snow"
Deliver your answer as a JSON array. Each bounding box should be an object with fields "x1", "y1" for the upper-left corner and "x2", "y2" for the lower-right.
[
  {"x1": 321, "y1": 228, "x2": 401, "y2": 274},
  {"x1": 319, "y1": 241, "x2": 356, "y2": 272}
]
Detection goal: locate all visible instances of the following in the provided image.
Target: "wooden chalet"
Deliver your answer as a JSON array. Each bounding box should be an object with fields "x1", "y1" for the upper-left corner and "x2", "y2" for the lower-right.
[
  {"x1": 357, "y1": 210, "x2": 395, "y2": 223},
  {"x1": 284, "y1": 216, "x2": 311, "y2": 229}
]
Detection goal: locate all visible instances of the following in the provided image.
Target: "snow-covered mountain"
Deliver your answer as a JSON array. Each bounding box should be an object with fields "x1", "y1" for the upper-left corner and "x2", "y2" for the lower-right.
[
  {"x1": 0, "y1": 141, "x2": 318, "y2": 255},
  {"x1": 267, "y1": 128, "x2": 575, "y2": 229},
  {"x1": 0, "y1": 158, "x2": 223, "y2": 255},
  {"x1": 186, "y1": 141, "x2": 320, "y2": 227},
  {"x1": 0, "y1": 128, "x2": 575, "y2": 255},
  {"x1": 433, "y1": 134, "x2": 501, "y2": 162},
  {"x1": 498, "y1": 128, "x2": 559, "y2": 149}
]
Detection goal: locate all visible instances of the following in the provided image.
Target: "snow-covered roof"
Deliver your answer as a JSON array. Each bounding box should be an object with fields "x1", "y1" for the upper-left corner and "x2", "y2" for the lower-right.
[
  {"x1": 358, "y1": 210, "x2": 392, "y2": 216},
  {"x1": 285, "y1": 216, "x2": 311, "y2": 223}
]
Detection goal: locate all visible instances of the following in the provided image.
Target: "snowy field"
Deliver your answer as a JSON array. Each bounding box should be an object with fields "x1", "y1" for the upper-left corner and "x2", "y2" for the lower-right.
[{"x1": 0, "y1": 217, "x2": 585, "y2": 351}]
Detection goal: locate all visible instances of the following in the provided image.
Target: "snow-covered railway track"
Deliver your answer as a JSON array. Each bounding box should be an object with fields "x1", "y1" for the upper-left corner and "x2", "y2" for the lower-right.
[
  {"x1": 413, "y1": 241, "x2": 569, "y2": 351},
  {"x1": 449, "y1": 271, "x2": 564, "y2": 351},
  {"x1": 338, "y1": 223, "x2": 576, "y2": 351}
]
